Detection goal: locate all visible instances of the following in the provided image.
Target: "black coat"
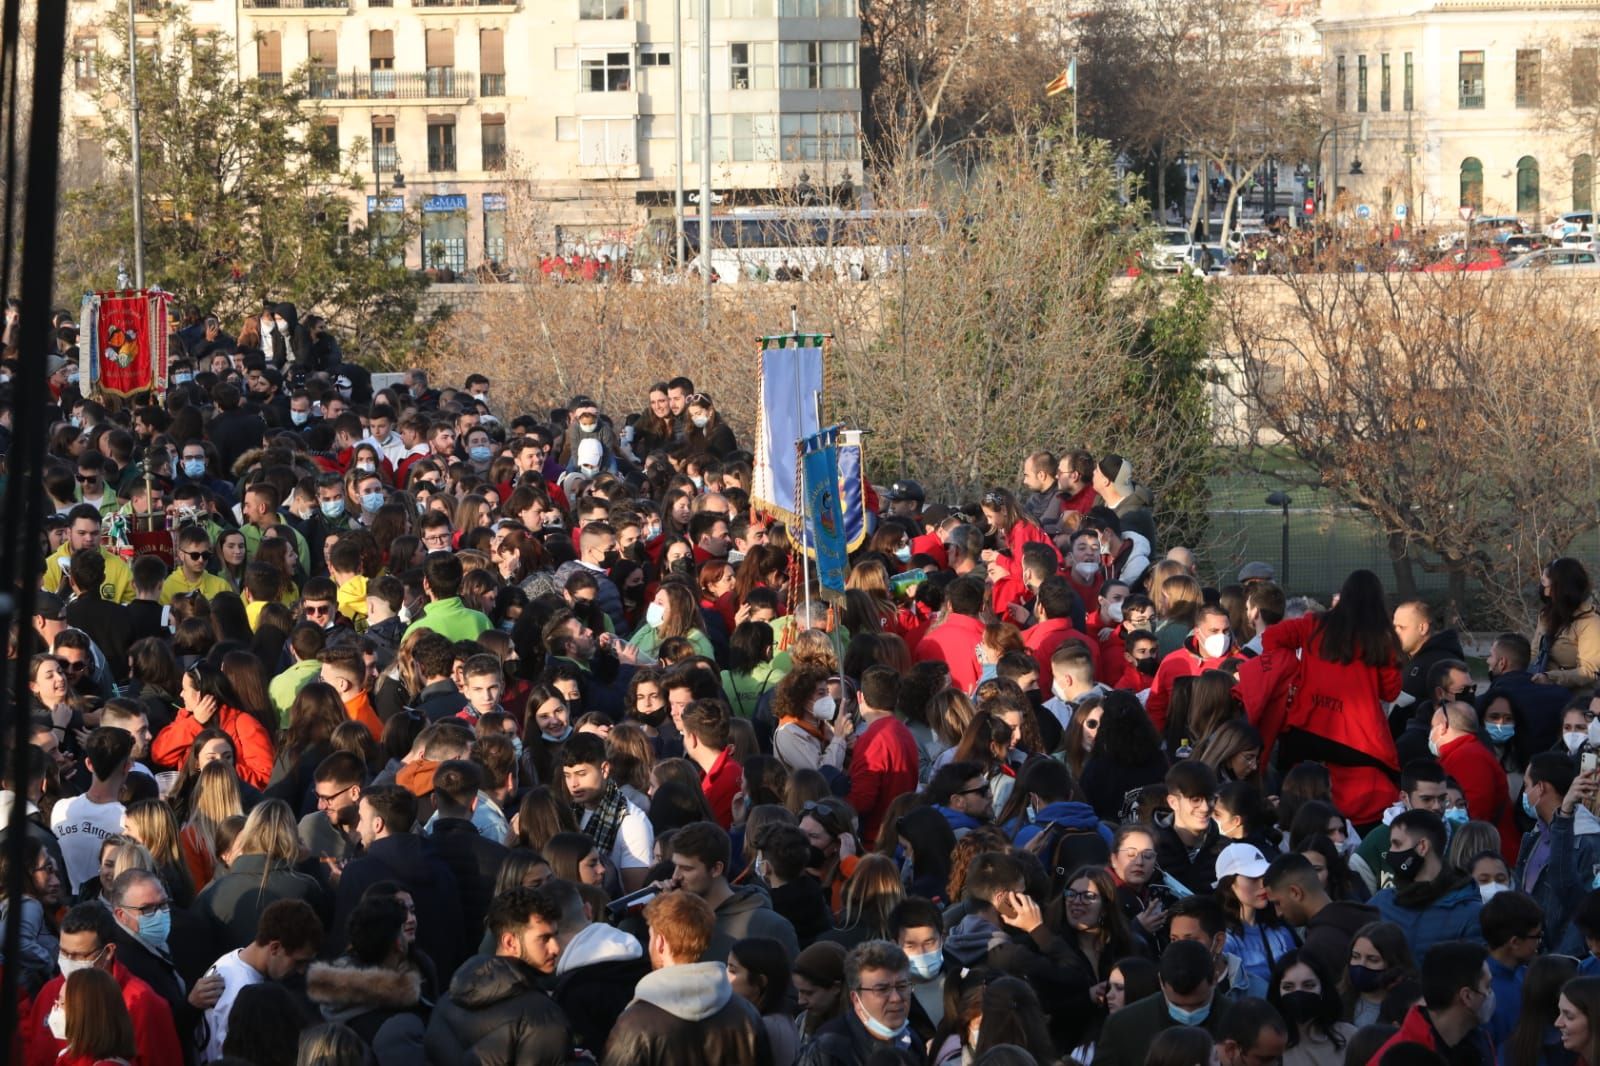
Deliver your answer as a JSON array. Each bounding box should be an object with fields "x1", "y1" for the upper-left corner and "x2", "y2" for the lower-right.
[
  {"x1": 63, "y1": 594, "x2": 132, "y2": 682},
  {"x1": 334, "y1": 833, "x2": 465, "y2": 979},
  {"x1": 207, "y1": 407, "x2": 268, "y2": 472},
  {"x1": 422, "y1": 954, "x2": 571, "y2": 1066},
  {"x1": 1398, "y1": 628, "x2": 1467, "y2": 710},
  {"x1": 111, "y1": 921, "x2": 206, "y2": 1066},
  {"x1": 793, "y1": 1008, "x2": 923, "y2": 1066},
  {"x1": 193, "y1": 852, "x2": 330, "y2": 952},
  {"x1": 553, "y1": 954, "x2": 652, "y2": 1055},
  {"x1": 426, "y1": 817, "x2": 509, "y2": 945},
  {"x1": 601, "y1": 964, "x2": 772, "y2": 1066}
]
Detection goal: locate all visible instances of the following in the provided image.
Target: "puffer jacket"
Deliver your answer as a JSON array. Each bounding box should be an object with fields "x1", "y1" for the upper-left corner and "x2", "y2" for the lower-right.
[
  {"x1": 422, "y1": 954, "x2": 571, "y2": 1066},
  {"x1": 192, "y1": 852, "x2": 329, "y2": 952},
  {"x1": 552, "y1": 922, "x2": 651, "y2": 1055},
  {"x1": 601, "y1": 961, "x2": 771, "y2": 1066},
  {"x1": 1371, "y1": 872, "x2": 1484, "y2": 958},
  {"x1": 306, "y1": 958, "x2": 428, "y2": 1066},
  {"x1": 1514, "y1": 803, "x2": 1600, "y2": 954}
]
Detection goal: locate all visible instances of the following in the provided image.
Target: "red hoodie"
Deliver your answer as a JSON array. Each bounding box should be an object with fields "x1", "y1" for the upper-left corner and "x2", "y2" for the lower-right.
[
  {"x1": 1369, "y1": 1005, "x2": 1495, "y2": 1066},
  {"x1": 914, "y1": 612, "x2": 987, "y2": 692},
  {"x1": 26, "y1": 960, "x2": 182, "y2": 1066},
  {"x1": 1438, "y1": 732, "x2": 1520, "y2": 864},
  {"x1": 1146, "y1": 636, "x2": 1246, "y2": 734},
  {"x1": 1024, "y1": 617, "x2": 1094, "y2": 682}
]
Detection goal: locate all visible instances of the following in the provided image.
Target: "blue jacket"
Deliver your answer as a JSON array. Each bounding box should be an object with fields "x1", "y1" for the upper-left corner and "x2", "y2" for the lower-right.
[
  {"x1": 1513, "y1": 804, "x2": 1600, "y2": 954},
  {"x1": 1371, "y1": 877, "x2": 1484, "y2": 957},
  {"x1": 1223, "y1": 922, "x2": 1299, "y2": 998},
  {"x1": 1485, "y1": 955, "x2": 1524, "y2": 1049},
  {"x1": 936, "y1": 805, "x2": 988, "y2": 839},
  {"x1": 1012, "y1": 801, "x2": 1113, "y2": 850}
]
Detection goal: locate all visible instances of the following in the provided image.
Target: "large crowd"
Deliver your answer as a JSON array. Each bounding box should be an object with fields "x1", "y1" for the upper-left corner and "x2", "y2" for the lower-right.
[{"x1": 6, "y1": 305, "x2": 1600, "y2": 1066}]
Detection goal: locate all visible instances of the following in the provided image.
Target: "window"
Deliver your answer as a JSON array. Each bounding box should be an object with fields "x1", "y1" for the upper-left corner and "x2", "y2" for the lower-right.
[
  {"x1": 1459, "y1": 50, "x2": 1484, "y2": 109},
  {"x1": 480, "y1": 29, "x2": 505, "y2": 97},
  {"x1": 257, "y1": 31, "x2": 282, "y2": 92},
  {"x1": 1404, "y1": 51, "x2": 1414, "y2": 110},
  {"x1": 482, "y1": 115, "x2": 506, "y2": 170},
  {"x1": 371, "y1": 30, "x2": 395, "y2": 97},
  {"x1": 310, "y1": 119, "x2": 340, "y2": 168},
  {"x1": 1380, "y1": 53, "x2": 1391, "y2": 111},
  {"x1": 423, "y1": 209, "x2": 466, "y2": 274},
  {"x1": 579, "y1": 0, "x2": 628, "y2": 18},
  {"x1": 428, "y1": 118, "x2": 457, "y2": 171},
  {"x1": 778, "y1": 0, "x2": 854, "y2": 15},
  {"x1": 1460, "y1": 157, "x2": 1483, "y2": 211},
  {"x1": 1517, "y1": 155, "x2": 1540, "y2": 213},
  {"x1": 731, "y1": 113, "x2": 776, "y2": 161},
  {"x1": 780, "y1": 41, "x2": 856, "y2": 89},
  {"x1": 1516, "y1": 49, "x2": 1541, "y2": 108},
  {"x1": 1335, "y1": 55, "x2": 1346, "y2": 112},
  {"x1": 308, "y1": 29, "x2": 337, "y2": 98},
  {"x1": 778, "y1": 111, "x2": 858, "y2": 160},
  {"x1": 372, "y1": 117, "x2": 396, "y2": 170},
  {"x1": 731, "y1": 42, "x2": 773, "y2": 90},
  {"x1": 581, "y1": 51, "x2": 632, "y2": 92},
  {"x1": 1576, "y1": 154, "x2": 1594, "y2": 211},
  {"x1": 426, "y1": 30, "x2": 456, "y2": 96},
  {"x1": 639, "y1": 48, "x2": 671, "y2": 66},
  {"x1": 1357, "y1": 55, "x2": 1367, "y2": 112},
  {"x1": 484, "y1": 196, "x2": 506, "y2": 264},
  {"x1": 708, "y1": 0, "x2": 775, "y2": 14},
  {"x1": 1574, "y1": 47, "x2": 1598, "y2": 108},
  {"x1": 579, "y1": 117, "x2": 636, "y2": 167},
  {"x1": 73, "y1": 37, "x2": 97, "y2": 88}
]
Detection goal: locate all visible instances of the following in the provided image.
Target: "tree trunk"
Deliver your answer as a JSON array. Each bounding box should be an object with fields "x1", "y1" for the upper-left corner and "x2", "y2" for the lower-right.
[
  {"x1": 1447, "y1": 567, "x2": 1469, "y2": 628},
  {"x1": 1387, "y1": 532, "x2": 1418, "y2": 600}
]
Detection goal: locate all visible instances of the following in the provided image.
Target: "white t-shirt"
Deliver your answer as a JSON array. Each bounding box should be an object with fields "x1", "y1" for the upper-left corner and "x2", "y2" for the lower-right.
[
  {"x1": 203, "y1": 948, "x2": 265, "y2": 1062},
  {"x1": 580, "y1": 797, "x2": 654, "y2": 871},
  {"x1": 48, "y1": 794, "x2": 125, "y2": 894}
]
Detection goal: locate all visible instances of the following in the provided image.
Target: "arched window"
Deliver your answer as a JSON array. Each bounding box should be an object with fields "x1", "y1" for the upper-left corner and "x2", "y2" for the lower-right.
[
  {"x1": 1517, "y1": 155, "x2": 1540, "y2": 213},
  {"x1": 1460, "y1": 157, "x2": 1483, "y2": 211},
  {"x1": 1576, "y1": 154, "x2": 1594, "y2": 212}
]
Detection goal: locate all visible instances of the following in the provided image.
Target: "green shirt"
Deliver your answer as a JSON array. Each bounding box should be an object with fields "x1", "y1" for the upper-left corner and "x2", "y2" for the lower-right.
[
  {"x1": 405, "y1": 596, "x2": 493, "y2": 643},
  {"x1": 722, "y1": 662, "x2": 787, "y2": 718},
  {"x1": 629, "y1": 623, "x2": 714, "y2": 661},
  {"x1": 269, "y1": 659, "x2": 324, "y2": 725}
]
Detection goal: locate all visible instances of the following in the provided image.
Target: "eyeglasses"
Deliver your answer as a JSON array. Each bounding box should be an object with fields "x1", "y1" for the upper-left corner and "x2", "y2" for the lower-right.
[
  {"x1": 124, "y1": 900, "x2": 170, "y2": 917},
  {"x1": 183, "y1": 550, "x2": 212, "y2": 562},
  {"x1": 955, "y1": 782, "x2": 991, "y2": 797},
  {"x1": 855, "y1": 982, "x2": 911, "y2": 999},
  {"x1": 314, "y1": 787, "x2": 351, "y2": 804},
  {"x1": 59, "y1": 944, "x2": 107, "y2": 964},
  {"x1": 1064, "y1": 889, "x2": 1102, "y2": 903},
  {"x1": 1118, "y1": 849, "x2": 1158, "y2": 863},
  {"x1": 62, "y1": 660, "x2": 88, "y2": 674}
]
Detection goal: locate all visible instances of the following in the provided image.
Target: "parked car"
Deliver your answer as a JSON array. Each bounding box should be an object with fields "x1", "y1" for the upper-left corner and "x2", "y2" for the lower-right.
[
  {"x1": 1509, "y1": 248, "x2": 1600, "y2": 269},
  {"x1": 1544, "y1": 211, "x2": 1595, "y2": 241},
  {"x1": 1421, "y1": 247, "x2": 1506, "y2": 272},
  {"x1": 1150, "y1": 227, "x2": 1196, "y2": 271},
  {"x1": 1469, "y1": 216, "x2": 1524, "y2": 242},
  {"x1": 1184, "y1": 244, "x2": 1231, "y2": 275}
]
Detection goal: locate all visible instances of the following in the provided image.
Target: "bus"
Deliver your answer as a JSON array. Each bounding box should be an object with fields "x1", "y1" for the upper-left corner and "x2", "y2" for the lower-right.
[{"x1": 681, "y1": 207, "x2": 936, "y2": 284}]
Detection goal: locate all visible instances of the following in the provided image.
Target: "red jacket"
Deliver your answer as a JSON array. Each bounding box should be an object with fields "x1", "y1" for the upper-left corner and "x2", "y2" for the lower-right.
[
  {"x1": 26, "y1": 959, "x2": 181, "y2": 1066},
  {"x1": 914, "y1": 612, "x2": 987, "y2": 692},
  {"x1": 1438, "y1": 732, "x2": 1520, "y2": 864},
  {"x1": 1235, "y1": 642, "x2": 1302, "y2": 761},
  {"x1": 1003, "y1": 520, "x2": 1059, "y2": 569},
  {"x1": 1369, "y1": 1005, "x2": 1495, "y2": 1066},
  {"x1": 1060, "y1": 485, "x2": 1098, "y2": 516},
  {"x1": 1260, "y1": 615, "x2": 1402, "y2": 826},
  {"x1": 701, "y1": 746, "x2": 742, "y2": 829},
  {"x1": 1024, "y1": 617, "x2": 1094, "y2": 683},
  {"x1": 988, "y1": 552, "x2": 1032, "y2": 621},
  {"x1": 845, "y1": 716, "x2": 921, "y2": 844},
  {"x1": 1146, "y1": 637, "x2": 1246, "y2": 733},
  {"x1": 909, "y1": 531, "x2": 948, "y2": 571},
  {"x1": 151, "y1": 704, "x2": 275, "y2": 789},
  {"x1": 1065, "y1": 569, "x2": 1106, "y2": 615}
]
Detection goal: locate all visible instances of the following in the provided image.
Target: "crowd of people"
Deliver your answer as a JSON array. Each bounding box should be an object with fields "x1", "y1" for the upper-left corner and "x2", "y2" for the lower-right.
[{"x1": 8, "y1": 319, "x2": 1600, "y2": 1066}]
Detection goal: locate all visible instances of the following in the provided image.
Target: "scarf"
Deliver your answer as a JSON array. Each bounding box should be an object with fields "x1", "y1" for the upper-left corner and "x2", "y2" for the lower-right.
[
  {"x1": 778, "y1": 715, "x2": 829, "y2": 744},
  {"x1": 579, "y1": 778, "x2": 627, "y2": 859}
]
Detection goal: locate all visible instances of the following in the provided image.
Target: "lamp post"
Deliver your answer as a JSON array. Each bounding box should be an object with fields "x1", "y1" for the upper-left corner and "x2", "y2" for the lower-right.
[
  {"x1": 372, "y1": 153, "x2": 404, "y2": 261},
  {"x1": 1266, "y1": 491, "x2": 1292, "y2": 589}
]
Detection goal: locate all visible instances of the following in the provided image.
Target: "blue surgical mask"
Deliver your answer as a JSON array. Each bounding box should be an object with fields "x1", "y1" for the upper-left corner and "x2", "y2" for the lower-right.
[
  {"x1": 182, "y1": 459, "x2": 206, "y2": 478},
  {"x1": 174, "y1": 372, "x2": 193, "y2": 385},
  {"x1": 1486, "y1": 722, "x2": 1515, "y2": 743},
  {"x1": 1167, "y1": 999, "x2": 1211, "y2": 1026},
  {"x1": 470, "y1": 445, "x2": 493, "y2": 463},
  {"x1": 511, "y1": 735, "x2": 524, "y2": 759},
  {"x1": 291, "y1": 410, "x2": 310, "y2": 426},
  {"x1": 361, "y1": 491, "x2": 386, "y2": 514},
  {"x1": 894, "y1": 545, "x2": 912, "y2": 563},
  {"x1": 320, "y1": 499, "x2": 345, "y2": 519},
  {"x1": 855, "y1": 995, "x2": 910, "y2": 1042},
  {"x1": 540, "y1": 725, "x2": 573, "y2": 744},
  {"x1": 1444, "y1": 806, "x2": 1469, "y2": 827},
  {"x1": 907, "y1": 949, "x2": 943, "y2": 980},
  {"x1": 136, "y1": 908, "x2": 172, "y2": 951},
  {"x1": 689, "y1": 475, "x2": 704, "y2": 490},
  {"x1": 1522, "y1": 792, "x2": 1538, "y2": 819}
]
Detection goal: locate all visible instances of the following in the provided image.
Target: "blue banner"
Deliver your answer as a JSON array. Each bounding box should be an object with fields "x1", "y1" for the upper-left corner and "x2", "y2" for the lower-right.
[
  {"x1": 837, "y1": 429, "x2": 872, "y2": 552},
  {"x1": 423, "y1": 194, "x2": 469, "y2": 212},
  {"x1": 366, "y1": 195, "x2": 405, "y2": 213},
  {"x1": 802, "y1": 426, "x2": 848, "y2": 603}
]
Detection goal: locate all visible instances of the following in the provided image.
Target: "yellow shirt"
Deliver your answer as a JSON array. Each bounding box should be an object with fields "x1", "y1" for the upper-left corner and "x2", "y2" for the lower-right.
[
  {"x1": 337, "y1": 575, "x2": 369, "y2": 624},
  {"x1": 160, "y1": 569, "x2": 235, "y2": 605},
  {"x1": 245, "y1": 599, "x2": 269, "y2": 631},
  {"x1": 41, "y1": 546, "x2": 135, "y2": 604}
]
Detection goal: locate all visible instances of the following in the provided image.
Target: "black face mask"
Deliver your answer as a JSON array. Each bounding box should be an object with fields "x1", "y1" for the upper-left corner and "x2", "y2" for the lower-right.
[
  {"x1": 601, "y1": 549, "x2": 621, "y2": 569},
  {"x1": 1278, "y1": 990, "x2": 1323, "y2": 1024},
  {"x1": 1386, "y1": 846, "x2": 1424, "y2": 884},
  {"x1": 633, "y1": 707, "x2": 668, "y2": 728},
  {"x1": 1135, "y1": 658, "x2": 1159, "y2": 677},
  {"x1": 669, "y1": 557, "x2": 694, "y2": 577}
]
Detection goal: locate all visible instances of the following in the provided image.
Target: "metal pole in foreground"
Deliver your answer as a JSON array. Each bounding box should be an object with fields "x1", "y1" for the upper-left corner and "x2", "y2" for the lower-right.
[
  {"x1": 126, "y1": 0, "x2": 146, "y2": 287},
  {"x1": 672, "y1": 0, "x2": 685, "y2": 271},
  {"x1": 791, "y1": 306, "x2": 812, "y2": 623},
  {"x1": 698, "y1": 0, "x2": 711, "y2": 325}
]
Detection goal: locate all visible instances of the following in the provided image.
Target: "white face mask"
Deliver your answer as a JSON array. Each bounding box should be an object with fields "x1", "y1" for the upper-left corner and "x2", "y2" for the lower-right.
[
  {"x1": 813, "y1": 694, "x2": 838, "y2": 722},
  {"x1": 1105, "y1": 600, "x2": 1124, "y2": 623},
  {"x1": 47, "y1": 1001, "x2": 66, "y2": 1040},
  {"x1": 1073, "y1": 561, "x2": 1099, "y2": 581},
  {"x1": 1588, "y1": 719, "x2": 1600, "y2": 748},
  {"x1": 1567, "y1": 731, "x2": 1589, "y2": 754},
  {"x1": 1201, "y1": 632, "x2": 1230, "y2": 658}
]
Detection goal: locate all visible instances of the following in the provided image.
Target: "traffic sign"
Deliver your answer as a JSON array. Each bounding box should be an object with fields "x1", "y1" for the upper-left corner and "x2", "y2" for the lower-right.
[
  {"x1": 1355, "y1": 203, "x2": 1372, "y2": 220},
  {"x1": 1395, "y1": 203, "x2": 1409, "y2": 219},
  {"x1": 1459, "y1": 205, "x2": 1476, "y2": 221}
]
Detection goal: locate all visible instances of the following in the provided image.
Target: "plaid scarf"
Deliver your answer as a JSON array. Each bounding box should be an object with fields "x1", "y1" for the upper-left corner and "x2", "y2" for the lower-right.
[{"x1": 579, "y1": 778, "x2": 627, "y2": 858}]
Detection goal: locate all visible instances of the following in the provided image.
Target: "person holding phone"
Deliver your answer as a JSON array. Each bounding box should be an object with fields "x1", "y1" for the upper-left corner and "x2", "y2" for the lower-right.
[{"x1": 1513, "y1": 752, "x2": 1600, "y2": 956}]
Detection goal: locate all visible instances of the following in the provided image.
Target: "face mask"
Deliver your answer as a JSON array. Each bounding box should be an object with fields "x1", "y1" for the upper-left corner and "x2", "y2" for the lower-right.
[
  {"x1": 291, "y1": 410, "x2": 310, "y2": 426},
  {"x1": 645, "y1": 602, "x2": 667, "y2": 629},
  {"x1": 894, "y1": 545, "x2": 912, "y2": 563},
  {"x1": 47, "y1": 1001, "x2": 66, "y2": 1040},
  {"x1": 469, "y1": 445, "x2": 493, "y2": 463},
  {"x1": 1201, "y1": 632, "x2": 1230, "y2": 658},
  {"x1": 1386, "y1": 846, "x2": 1423, "y2": 884},
  {"x1": 69, "y1": 415, "x2": 82, "y2": 428},
  {"x1": 1348, "y1": 964, "x2": 1386, "y2": 993},
  {"x1": 1475, "y1": 988, "x2": 1496, "y2": 1026},
  {"x1": 1444, "y1": 806, "x2": 1469, "y2": 827},
  {"x1": 57, "y1": 952, "x2": 100, "y2": 981},
  {"x1": 1135, "y1": 657, "x2": 1159, "y2": 677},
  {"x1": 66, "y1": 373, "x2": 79, "y2": 386},
  {"x1": 692, "y1": 415, "x2": 710, "y2": 429},
  {"x1": 578, "y1": 418, "x2": 598, "y2": 432},
  {"x1": 907, "y1": 949, "x2": 943, "y2": 980},
  {"x1": 1105, "y1": 600, "x2": 1124, "y2": 623},
  {"x1": 579, "y1": 463, "x2": 600, "y2": 477},
  {"x1": 727, "y1": 549, "x2": 746, "y2": 564},
  {"x1": 1479, "y1": 881, "x2": 1509, "y2": 904},
  {"x1": 473, "y1": 392, "x2": 488, "y2": 403},
  {"x1": 1565, "y1": 731, "x2": 1587, "y2": 754},
  {"x1": 1278, "y1": 990, "x2": 1322, "y2": 1024},
  {"x1": 689, "y1": 475, "x2": 704, "y2": 490},
  {"x1": 136, "y1": 908, "x2": 172, "y2": 951},
  {"x1": 813, "y1": 695, "x2": 838, "y2": 722},
  {"x1": 1521, "y1": 791, "x2": 1538, "y2": 820},
  {"x1": 602, "y1": 549, "x2": 621, "y2": 568},
  {"x1": 1073, "y1": 561, "x2": 1099, "y2": 581},
  {"x1": 261, "y1": 316, "x2": 275, "y2": 333},
  {"x1": 361, "y1": 491, "x2": 386, "y2": 514},
  {"x1": 275, "y1": 319, "x2": 289, "y2": 333},
  {"x1": 182, "y1": 459, "x2": 206, "y2": 478},
  {"x1": 510, "y1": 735, "x2": 524, "y2": 759},
  {"x1": 854, "y1": 994, "x2": 909, "y2": 1042},
  {"x1": 1486, "y1": 722, "x2": 1515, "y2": 743},
  {"x1": 1166, "y1": 999, "x2": 1211, "y2": 1026},
  {"x1": 1427, "y1": 736, "x2": 1441, "y2": 757},
  {"x1": 320, "y1": 499, "x2": 345, "y2": 519},
  {"x1": 540, "y1": 724, "x2": 573, "y2": 744},
  {"x1": 643, "y1": 523, "x2": 661, "y2": 541},
  {"x1": 1587, "y1": 718, "x2": 1600, "y2": 748},
  {"x1": 356, "y1": 461, "x2": 376, "y2": 474},
  {"x1": 174, "y1": 372, "x2": 193, "y2": 385}
]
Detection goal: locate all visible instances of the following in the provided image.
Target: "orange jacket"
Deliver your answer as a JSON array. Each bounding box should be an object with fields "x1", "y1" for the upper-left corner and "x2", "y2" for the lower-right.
[
  {"x1": 344, "y1": 690, "x2": 384, "y2": 741},
  {"x1": 151, "y1": 704, "x2": 275, "y2": 789}
]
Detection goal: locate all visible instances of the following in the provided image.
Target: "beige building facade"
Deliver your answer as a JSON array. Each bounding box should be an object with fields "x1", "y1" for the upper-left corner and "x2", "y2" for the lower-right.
[
  {"x1": 66, "y1": 0, "x2": 865, "y2": 272},
  {"x1": 1316, "y1": 0, "x2": 1599, "y2": 228}
]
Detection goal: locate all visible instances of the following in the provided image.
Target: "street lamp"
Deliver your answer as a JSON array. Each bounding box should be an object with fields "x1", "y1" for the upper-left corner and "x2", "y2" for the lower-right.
[
  {"x1": 1266, "y1": 491, "x2": 1292, "y2": 589},
  {"x1": 372, "y1": 155, "x2": 404, "y2": 260}
]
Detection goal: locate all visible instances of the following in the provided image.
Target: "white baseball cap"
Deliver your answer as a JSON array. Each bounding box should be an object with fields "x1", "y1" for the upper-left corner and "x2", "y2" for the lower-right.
[{"x1": 1213, "y1": 842, "x2": 1270, "y2": 886}]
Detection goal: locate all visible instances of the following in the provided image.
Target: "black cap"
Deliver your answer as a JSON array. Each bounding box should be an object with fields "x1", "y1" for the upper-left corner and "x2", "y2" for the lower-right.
[{"x1": 887, "y1": 479, "x2": 925, "y2": 503}]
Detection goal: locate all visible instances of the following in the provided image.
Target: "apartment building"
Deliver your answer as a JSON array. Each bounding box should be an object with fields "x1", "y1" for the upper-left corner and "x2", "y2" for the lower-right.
[
  {"x1": 66, "y1": 0, "x2": 865, "y2": 272},
  {"x1": 1317, "y1": 0, "x2": 1598, "y2": 227}
]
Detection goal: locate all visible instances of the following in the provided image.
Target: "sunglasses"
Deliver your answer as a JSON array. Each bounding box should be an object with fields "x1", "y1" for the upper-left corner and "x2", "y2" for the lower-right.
[
  {"x1": 76, "y1": 474, "x2": 100, "y2": 484},
  {"x1": 183, "y1": 550, "x2": 212, "y2": 562},
  {"x1": 305, "y1": 605, "x2": 332, "y2": 616}
]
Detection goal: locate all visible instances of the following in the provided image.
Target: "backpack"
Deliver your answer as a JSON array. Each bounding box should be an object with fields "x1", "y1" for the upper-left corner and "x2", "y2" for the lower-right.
[{"x1": 1024, "y1": 819, "x2": 1112, "y2": 891}]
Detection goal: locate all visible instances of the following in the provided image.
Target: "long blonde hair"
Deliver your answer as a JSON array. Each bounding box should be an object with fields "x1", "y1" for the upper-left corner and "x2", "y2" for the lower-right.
[
  {"x1": 235, "y1": 799, "x2": 303, "y2": 867},
  {"x1": 124, "y1": 799, "x2": 191, "y2": 897},
  {"x1": 185, "y1": 761, "x2": 245, "y2": 864}
]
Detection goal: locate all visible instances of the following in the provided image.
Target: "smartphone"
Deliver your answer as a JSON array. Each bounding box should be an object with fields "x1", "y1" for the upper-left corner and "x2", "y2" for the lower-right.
[
  {"x1": 889, "y1": 568, "x2": 926, "y2": 600},
  {"x1": 1584, "y1": 752, "x2": 1597, "y2": 775}
]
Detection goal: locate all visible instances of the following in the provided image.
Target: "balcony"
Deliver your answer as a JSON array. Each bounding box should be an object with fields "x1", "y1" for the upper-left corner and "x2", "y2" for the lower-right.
[
  {"x1": 428, "y1": 145, "x2": 457, "y2": 172},
  {"x1": 414, "y1": 0, "x2": 518, "y2": 7},
  {"x1": 372, "y1": 144, "x2": 399, "y2": 170},
  {"x1": 243, "y1": 0, "x2": 351, "y2": 9},
  {"x1": 303, "y1": 69, "x2": 476, "y2": 101},
  {"x1": 480, "y1": 72, "x2": 505, "y2": 97}
]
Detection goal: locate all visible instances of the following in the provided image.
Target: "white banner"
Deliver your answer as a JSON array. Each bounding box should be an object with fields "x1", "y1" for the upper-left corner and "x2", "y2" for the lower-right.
[{"x1": 751, "y1": 342, "x2": 824, "y2": 525}]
